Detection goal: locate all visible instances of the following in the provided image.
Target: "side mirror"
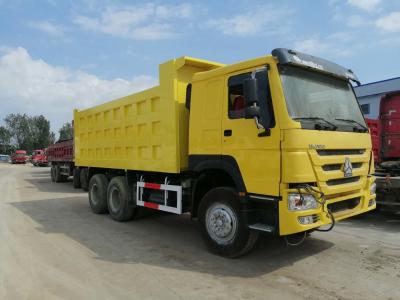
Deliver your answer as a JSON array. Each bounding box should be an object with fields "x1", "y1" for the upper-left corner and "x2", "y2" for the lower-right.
[
  {"x1": 243, "y1": 77, "x2": 269, "y2": 137},
  {"x1": 245, "y1": 106, "x2": 260, "y2": 119},
  {"x1": 244, "y1": 78, "x2": 260, "y2": 105}
]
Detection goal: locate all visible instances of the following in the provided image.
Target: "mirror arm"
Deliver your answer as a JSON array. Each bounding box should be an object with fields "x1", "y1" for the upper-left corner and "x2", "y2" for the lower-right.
[
  {"x1": 254, "y1": 116, "x2": 264, "y2": 130},
  {"x1": 251, "y1": 104, "x2": 271, "y2": 137}
]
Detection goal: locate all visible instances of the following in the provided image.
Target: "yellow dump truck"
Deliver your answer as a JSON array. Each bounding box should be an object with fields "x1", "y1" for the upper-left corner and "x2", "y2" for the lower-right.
[{"x1": 74, "y1": 48, "x2": 376, "y2": 257}]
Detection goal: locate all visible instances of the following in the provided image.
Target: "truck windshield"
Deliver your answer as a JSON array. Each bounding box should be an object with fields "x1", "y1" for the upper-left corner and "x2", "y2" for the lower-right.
[{"x1": 279, "y1": 65, "x2": 366, "y2": 132}]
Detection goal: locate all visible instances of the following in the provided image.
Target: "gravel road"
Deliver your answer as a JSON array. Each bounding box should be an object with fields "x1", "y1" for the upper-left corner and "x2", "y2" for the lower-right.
[{"x1": 0, "y1": 163, "x2": 399, "y2": 300}]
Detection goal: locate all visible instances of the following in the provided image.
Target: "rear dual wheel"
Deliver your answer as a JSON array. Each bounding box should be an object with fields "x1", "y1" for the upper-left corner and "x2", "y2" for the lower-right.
[
  {"x1": 88, "y1": 174, "x2": 109, "y2": 214},
  {"x1": 80, "y1": 168, "x2": 89, "y2": 191},
  {"x1": 50, "y1": 165, "x2": 56, "y2": 182},
  {"x1": 55, "y1": 165, "x2": 62, "y2": 182},
  {"x1": 73, "y1": 168, "x2": 81, "y2": 189},
  {"x1": 88, "y1": 175, "x2": 136, "y2": 221},
  {"x1": 107, "y1": 177, "x2": 136, "y2": 222}
]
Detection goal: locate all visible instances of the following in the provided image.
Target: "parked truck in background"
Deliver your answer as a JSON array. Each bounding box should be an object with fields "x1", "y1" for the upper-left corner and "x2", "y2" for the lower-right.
[
  {"x1": 32, "y1": 149, "x2": 48, "y2": 166},
  {"x1": 11, "y1": 150, "x2": 27, "y2": 164},
  {"x1": 72, "y1": 48, "x2": 376, "y2": 257},
  {"x1": 47, "y1": 139, "x2": 82, "y2": 188},
  {"x1": 365, "y1": 91, "x2": 400, "y2": 211}
]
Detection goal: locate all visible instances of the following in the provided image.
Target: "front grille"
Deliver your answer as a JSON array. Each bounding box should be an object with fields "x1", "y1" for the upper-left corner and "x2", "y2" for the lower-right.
[
  {"x1": 322, "y1": 162, "x2": 363, "y2": 171},
  {"x1": 328, "y1": 197, "x2": 361, "y2": 213},
  {"x1": 326, "y1": 176, "x2": 360, "y2": 186},
  {"x1": 317, "y1": 149, "x2": 365, "y2": 156}
]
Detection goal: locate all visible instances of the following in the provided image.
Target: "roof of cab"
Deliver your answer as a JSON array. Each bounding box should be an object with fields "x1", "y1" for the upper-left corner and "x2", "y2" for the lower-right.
[{"x1": 191, "y1": 55, "x2": 273, "y2": 82}]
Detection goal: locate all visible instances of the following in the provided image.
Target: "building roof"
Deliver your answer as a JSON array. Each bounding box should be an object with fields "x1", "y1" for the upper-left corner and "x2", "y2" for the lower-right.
[{"x1": 354, "y1": 76, "x2": 400, "y2": 98}]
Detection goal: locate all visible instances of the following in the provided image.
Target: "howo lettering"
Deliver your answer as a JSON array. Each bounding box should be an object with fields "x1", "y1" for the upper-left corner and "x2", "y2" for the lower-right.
[{"x1": 71, "y1": 48, "x2": 376, "y2": 257}]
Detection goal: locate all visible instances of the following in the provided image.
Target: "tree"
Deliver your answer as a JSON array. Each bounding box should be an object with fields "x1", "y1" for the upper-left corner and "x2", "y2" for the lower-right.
[
  {"x1": 0, "y1": 126, "x2": 12, "y2": 154},
  {"x1": 4, "y1": 113, "x2": 55, "y2": 152},
  {"x1": 31, "y1": 115, "x2": 52, "y2": 149},
  {"x1": 0, "y1": 126, "x2": 11, "y2": 144},
  {"x1": 58, "y1": 122, "x2": 73, "y2": 140},
  {"x1": 4, "y1": 114, "x2": 31, "y2": 150}
]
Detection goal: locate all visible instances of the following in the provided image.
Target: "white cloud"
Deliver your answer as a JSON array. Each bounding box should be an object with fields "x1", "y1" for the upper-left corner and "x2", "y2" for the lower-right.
[
  {"x1": 375, "y1": 12, "x2": 400, "y2": 32},
  {"x1": 73, "y1": 3, "x2": 192, "y2": 40},
  {"x1": 294, "y1": 38, "x2": 328, "y2": 54},
  {"x1": 0, "y1": 47, "x2": 157, "y2": 134},
  {"x1": 346, "y1": 14, "x2": 370, "y2": 28},
  {"x1": 294, "y1": 36, "x2": 352, "y2": 58},
  {"x1": 347, "y1": 0, "x2": 381, "y2": 11},
  {"x1": 28, "y1": 20, "x2": 65, "y2": 36},
  {"x1": 205, "y1": 5, "x2": 293, "y2": 36}
]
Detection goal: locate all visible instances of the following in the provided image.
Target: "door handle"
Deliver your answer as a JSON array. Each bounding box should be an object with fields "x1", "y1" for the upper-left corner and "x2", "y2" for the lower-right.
[{"x1": 224, "y1": 129, "x2": 232, "y2": 137}]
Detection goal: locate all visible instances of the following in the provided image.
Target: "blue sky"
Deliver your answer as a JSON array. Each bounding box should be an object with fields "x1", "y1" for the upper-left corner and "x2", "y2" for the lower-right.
[{"x1": 0, "y1": 0, "x2": 399, "y2": 135}]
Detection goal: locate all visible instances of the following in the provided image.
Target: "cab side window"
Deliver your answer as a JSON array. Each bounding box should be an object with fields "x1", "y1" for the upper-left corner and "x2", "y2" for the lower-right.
[
  {"x1": 227, "y1": 69, "x2": 275, "y2": 128},
  {"x1": 228, "y1": 73, "x2": 251, "y2": 119}
]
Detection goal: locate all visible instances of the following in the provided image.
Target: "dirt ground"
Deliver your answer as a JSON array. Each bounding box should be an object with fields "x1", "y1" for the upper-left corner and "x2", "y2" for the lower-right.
[{"x1": 0, "y1": 163, "x2": 399, "y2": 300}]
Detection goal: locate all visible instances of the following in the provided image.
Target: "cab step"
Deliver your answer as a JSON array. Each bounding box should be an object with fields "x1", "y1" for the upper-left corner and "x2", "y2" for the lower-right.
[{"x1": 248, "y1": 223, "x2": 275, "y2": 233}]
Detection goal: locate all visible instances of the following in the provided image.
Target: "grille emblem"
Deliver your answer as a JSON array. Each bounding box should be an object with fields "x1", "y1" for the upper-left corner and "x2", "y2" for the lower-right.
[{"x1": 343, "y1": 157, "x2": 353, "y2": 178}]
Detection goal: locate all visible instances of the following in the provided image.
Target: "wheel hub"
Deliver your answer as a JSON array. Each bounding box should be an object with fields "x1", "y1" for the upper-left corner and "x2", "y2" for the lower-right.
[{"x1": 206, "y1": 203, "x2": 238, "y2": 244}]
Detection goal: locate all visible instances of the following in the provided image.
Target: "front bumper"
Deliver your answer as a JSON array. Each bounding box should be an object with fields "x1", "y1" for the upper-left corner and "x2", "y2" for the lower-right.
[{"x1": 278, "y1": 177, "x2": 376, "y2": 235}]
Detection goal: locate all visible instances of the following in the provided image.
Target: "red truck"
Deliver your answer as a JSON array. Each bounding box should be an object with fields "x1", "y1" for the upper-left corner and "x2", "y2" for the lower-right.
[
  {"x1": 366, "y1": 91, "x2": 400, "y2": 211},
  {"x1": 31, "y1": 149, "x2": 48, "y2": 166},
  {"x1": 47, "y1": 139, "x2": 83, "y2": 189},
  {"x1": 11, "y1": 150, "x2": 27, "y2": 164}
]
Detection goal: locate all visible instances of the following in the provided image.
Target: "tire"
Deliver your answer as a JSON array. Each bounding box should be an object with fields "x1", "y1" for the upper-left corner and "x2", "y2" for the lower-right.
[
  {"x1": 73, "y1": 168, "x2": 81, "y2": 189},
  {"x1": 80, "y1": 168, "x2": 89, "y2": 191},
  {"x1": 88, "y1": 174, "x2": 109, "y2": 214},
  {"x1": 50, "y1": 165, "x2": 56, "y2": 182},
  {"x1": 198, "y1": 187, "x2": 259, "y2": 258},
  {"x1": 55, "y1": 165, "x2": 62, "y2": 183},
  {"x1": 107, "y1": 176, "x2": 136, "y2": 222}
]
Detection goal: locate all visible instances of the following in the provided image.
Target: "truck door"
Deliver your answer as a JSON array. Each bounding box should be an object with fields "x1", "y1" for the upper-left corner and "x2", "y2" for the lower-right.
[{"x1": 222, "y1": 67, "x2": 281, "y2": 196}]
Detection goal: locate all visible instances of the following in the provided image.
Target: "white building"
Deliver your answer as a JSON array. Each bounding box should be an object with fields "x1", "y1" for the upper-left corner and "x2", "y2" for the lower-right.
[{"x1": 354, "y1": 77, "x2": 400, "y2": 119}]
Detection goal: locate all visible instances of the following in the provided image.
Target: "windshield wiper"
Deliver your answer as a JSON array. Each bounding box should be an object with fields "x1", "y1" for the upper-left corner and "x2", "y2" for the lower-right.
[
  {"x1": 334, "y1": 118, "x2": 368, "y2": 132},
  {"x1": 293, "y1": 117, "x2": 337, "y2": 131}
]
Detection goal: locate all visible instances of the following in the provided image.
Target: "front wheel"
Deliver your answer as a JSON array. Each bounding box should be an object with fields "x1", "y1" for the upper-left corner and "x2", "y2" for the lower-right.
[{"x1": 198, "y1": 187, "x2": 258, "y2": 258}]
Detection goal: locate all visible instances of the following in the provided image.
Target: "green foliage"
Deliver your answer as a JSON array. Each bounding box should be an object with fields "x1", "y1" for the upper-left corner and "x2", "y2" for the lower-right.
[
  {"x1": 58, "y1": 122, "x2": 73, "y2": 141},
  {"x1": 3, "y1": 113, "x2": 56, "y2": 153},
  {"x1": 0, "y1": 126, "x2": 13, "y2": 154}
]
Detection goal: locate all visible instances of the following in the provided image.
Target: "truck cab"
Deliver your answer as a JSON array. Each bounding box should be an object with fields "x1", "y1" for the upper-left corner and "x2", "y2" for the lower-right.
[
  {"x1": 189, "y1": 48, "x2": 376, "y2": 240},
  {"x1": 32, "y1": 149, "x2": 48, "y2": 166},
  {"x1": 11, "y1": 150, "x2": 27, "y2": 164}
]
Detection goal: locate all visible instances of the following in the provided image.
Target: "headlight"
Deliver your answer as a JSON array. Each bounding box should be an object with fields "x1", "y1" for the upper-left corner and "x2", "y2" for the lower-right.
[
  {"x1": 370, "y1": 182, "x2": 376, "y2": 195},
  {"x1": 288, "y1": 193, "x2": 318, "y2": 211}
]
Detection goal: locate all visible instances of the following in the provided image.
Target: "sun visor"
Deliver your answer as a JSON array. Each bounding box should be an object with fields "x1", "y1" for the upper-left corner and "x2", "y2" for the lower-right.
[{"x1": 272, "y1": 48, "x2": 360, "y2": 84}]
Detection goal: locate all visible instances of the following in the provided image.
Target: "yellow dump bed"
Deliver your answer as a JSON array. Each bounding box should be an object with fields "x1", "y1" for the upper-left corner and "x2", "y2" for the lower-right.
[{"x1": 74, "y1": 57, "x2": 223, "y2": 173}]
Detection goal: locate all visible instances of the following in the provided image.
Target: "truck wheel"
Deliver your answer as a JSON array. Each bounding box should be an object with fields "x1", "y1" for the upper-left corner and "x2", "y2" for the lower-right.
[
  {"x1": 50, "y1": 165, "x2": 56, "y2": 182},
  {"x1": 88, "y1": 174, "x2": 109, "y2": 214},
  {"x1": 73, "y1": 168, "x2": 81, "y2": 189},
  {"x1": 198, "y1": 187, "x2": 259, "y2": 258},
  {"x1": 55, "y1": 165, "x2": 62, "y2": 183},
  {"x1": 80, "y1": 168, "x2": 89, "y2": 191},
  {"x1": 107, "y1": 176, "x2": 135, "y2": 222}
]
